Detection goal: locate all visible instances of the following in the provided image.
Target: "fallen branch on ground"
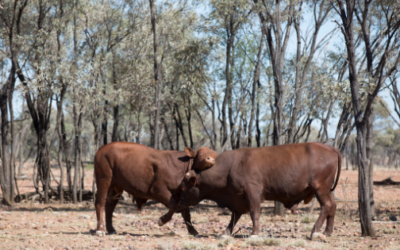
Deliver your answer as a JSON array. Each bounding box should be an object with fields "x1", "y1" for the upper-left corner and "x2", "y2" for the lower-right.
[{"x1": 373, "y1": 176, "x2": 400, "y2": 186}]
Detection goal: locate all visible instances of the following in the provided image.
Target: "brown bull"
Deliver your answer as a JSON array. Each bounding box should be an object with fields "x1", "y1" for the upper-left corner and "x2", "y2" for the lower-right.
[
  {"x1": 94, "y1": 142, "x2": 217, "y2": 236},
  {"x1": 179, "y1": 142, "x2": 341, "y2": 239}
]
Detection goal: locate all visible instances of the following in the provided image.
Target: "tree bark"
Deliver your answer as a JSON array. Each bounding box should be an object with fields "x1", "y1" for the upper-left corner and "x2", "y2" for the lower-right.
[
  {"x1": 366, "y1": 108, "x2": 374, "y2": 217},
  {"x1": 111, "y1": 51, "x2": 120, "y2": 142},
  {"x1": 336, "y1": 0, "x2": 375, "y2": 236},
  {"x1": 248, "y1": 33, "x2": 263, "y2": 147},
  {"x1": 72, "y1": 102, "x2": 83, "y2": 204},
  {"x1": 149, "y1": 0, "x2": 162, "y2": 149},
  {"x1": 56, "y1": 86, "x2": 67, "y2": 204},
  {"x1": 0, "y1": 69, "x2": 15, "y2": 206}
]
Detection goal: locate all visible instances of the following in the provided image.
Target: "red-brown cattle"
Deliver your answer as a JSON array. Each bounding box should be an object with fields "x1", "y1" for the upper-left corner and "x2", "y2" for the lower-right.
[
  {"x1": 94, "y1": 142, "x2": 217, "y2": 236},
  {"x1": 179, "y1": 142, "x2": 341, "y2": 239}
]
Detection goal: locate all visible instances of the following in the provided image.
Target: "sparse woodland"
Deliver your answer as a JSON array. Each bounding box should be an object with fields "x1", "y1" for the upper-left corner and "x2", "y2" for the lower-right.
[{"x1": 0, "y1": 0, "x2": 400, "y2": 238}]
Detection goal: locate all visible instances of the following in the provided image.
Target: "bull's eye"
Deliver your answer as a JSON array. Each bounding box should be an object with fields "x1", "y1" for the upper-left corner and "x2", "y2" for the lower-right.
[{"x1": 207, "y1": 157, "x2": 210, "y2": 160}]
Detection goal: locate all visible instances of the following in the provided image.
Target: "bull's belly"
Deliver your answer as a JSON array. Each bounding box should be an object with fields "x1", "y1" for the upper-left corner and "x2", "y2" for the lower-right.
[
  {"x1": 209, "y1": 191, "x2": 250, "y2": 214},
  {"x1": 112, "y1": 172, "x2": 154, "y2": 200},
  {"x1": 263, "y1": 187, "x2": 314, "y2": 207}
]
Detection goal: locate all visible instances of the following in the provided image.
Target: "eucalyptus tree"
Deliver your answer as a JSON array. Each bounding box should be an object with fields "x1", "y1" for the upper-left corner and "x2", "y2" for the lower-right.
[
  {"x1": 334, "y1": 0, "x2": 400, "y2": 237},
  {"x1": 287, "y1": 0, "x2": 333, "y2": 143},
  {"x1": 0, "y1": 49, "x2": 15, "y2": 206},
  {"x1": 201, "y1": 0, "x2": 252, "y2": 149},
  {"x1": 0, "y1": 0, "x2": 70, "y2": 203}
]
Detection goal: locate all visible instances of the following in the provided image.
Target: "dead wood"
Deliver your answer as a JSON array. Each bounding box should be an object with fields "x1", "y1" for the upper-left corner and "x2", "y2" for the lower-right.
[
  {"x1": 15, "y1": 189, "x2": 94, "y2": 203},
  {"x1": 373, "y1": 176, "x2": 400, "y2": 186}
]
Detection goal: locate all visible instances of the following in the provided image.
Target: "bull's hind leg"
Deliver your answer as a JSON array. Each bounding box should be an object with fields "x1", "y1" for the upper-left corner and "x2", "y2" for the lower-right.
[
  {"x1": 105, "y1": 185, "x2": 123, "y2": 234},
  {"x1": 324, "y1": 194, "x2": 336, "y2": 236},
  {"x1": 181, "y1": 208, "x2": 199, "y2": 236},
  {"x1": 95, "y1": 177, "x2": 111, "y2": 236},
  {"x1": 311, "y1": 191, "x2": 334, "y2": 239},
  {"x1": 247, "y1": 190, "x2": 262, "y2": 236},
  {"x1": 224, "y1": 211, "x2": 242, "y2": 236}
]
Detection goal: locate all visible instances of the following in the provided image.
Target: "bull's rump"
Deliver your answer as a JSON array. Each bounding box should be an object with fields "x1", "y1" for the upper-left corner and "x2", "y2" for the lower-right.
[{"x1": 94, "y1": 142, "x2": 157, "y2": 197}]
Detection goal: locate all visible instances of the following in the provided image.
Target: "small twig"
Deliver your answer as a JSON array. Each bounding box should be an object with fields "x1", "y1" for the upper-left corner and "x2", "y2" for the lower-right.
[
  {"x1": 372, "y1": 221, "x2": 400, "y2": 224},
  {"x1": 332, "y1": 20, "x2": 349, "y2": 42}
]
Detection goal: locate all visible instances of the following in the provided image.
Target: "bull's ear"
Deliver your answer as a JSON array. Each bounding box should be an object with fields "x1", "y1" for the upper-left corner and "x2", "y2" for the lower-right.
[{"x1": 185, "y1": 147, "x2": 197, "y2": 158}]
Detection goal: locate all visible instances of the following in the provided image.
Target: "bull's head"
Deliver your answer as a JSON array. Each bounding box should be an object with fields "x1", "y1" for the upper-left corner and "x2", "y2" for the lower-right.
[{"x1": 184, "y1": 147, "x2": 217, "y2": 171}]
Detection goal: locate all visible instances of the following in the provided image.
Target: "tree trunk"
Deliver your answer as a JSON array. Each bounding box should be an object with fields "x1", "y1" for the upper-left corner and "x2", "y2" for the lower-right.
[
  {"x1": 221, "y1": 31, "x2": 234, "y2": 148},
  {"x1": 111, "y1": 51, "x2": 120, "y2": 142},
  {"x1": 72, "y1": 103, "x2": 82, "y2": 204},
  {"x1": 366, "y1": 108, "x2": 374, "y2": 217},
  {"x1": 162, "y1": 118, "x2": 174, "y2": 150},
  {"x1": 56, "y1": 88, "x2": 66, "y2": 204},
  {"x1": 248, "y1": 34, "x2": 263, "y2": 147},
  {"x1": 185, "y1": 98, "x2": 194, "y2": 149},
  {"x1": 112, "y1": 104, "x2": 120, "y2": 142},
  {"x1": 255, "y1": 80, "x2": 261, "y2": 148},
  {"x1": 336, "y1": 0, "x2": 375, "y2": 236},
  {"x1": 149, "y1": 0, "x2": 162, "y2": 149},
  {"x1": 37, "y1": 126, "x2": 51, "y2": 204},
  {"x1": 8, "y1": 75, "x2": 15, "y2": 201},
  {"x1": 288, "y1": 18, "x2": 303, "y2": 144},
  {"x1": 0, "y1": 72, "x2": 13, "y2": 206},
  {"x1": 102, "y1": 104, "x2": 108, "y2": 146}
]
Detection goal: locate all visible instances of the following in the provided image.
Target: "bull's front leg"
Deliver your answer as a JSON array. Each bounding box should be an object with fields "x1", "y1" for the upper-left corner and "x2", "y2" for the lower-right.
[
  {"x1": 224, "y1": 211, "x2": 242, "y2": 236},
  {"x1": 181, "y1": 208, "x2": 199, "y2": 236},
  {"x1": 152, "y1": 186, "x2": 181, "y2": 227},
  {"x1": 158, "y1": 208, "x2": 175, "y2": 226}
]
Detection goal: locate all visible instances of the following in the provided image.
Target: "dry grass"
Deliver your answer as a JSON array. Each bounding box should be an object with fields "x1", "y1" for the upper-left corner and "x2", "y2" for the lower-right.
[
  {"x1": 244, "y1": 237, "x2": 281, "y2": 247},
  {"x1": 288, "y1": 239, "x2": 306, "y2": 247},
  {"x1": 181, "y1": 241, "x2": 215, "y2": 250},
  {"x1": 383, "y1": 228, "x2": 397, "y2": 234},
  {"x1": 301, "y1": 214, "x2": 317, "y2": 224},
  {"x1": 217, "y1": 236, "x2": 235, "y2": 247}
]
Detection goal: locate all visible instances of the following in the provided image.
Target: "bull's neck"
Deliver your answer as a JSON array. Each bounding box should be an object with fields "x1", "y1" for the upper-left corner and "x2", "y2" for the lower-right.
[{"x1": 169, "y1": 150, "x2": 192, "y2": 175}]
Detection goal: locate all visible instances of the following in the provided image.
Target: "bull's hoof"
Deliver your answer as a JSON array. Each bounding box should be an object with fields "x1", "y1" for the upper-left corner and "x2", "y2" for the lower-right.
[
  {"x1": 158, "y1": 218, "x2": 165, "y2": 227},
  {"x1": 323, "y1": 231, "x2": 332, "y2": 237},
  {"x1": 311, "y1": 232, "x2": 326, "y2": 241},
  {"x1": 96, "y1": 231, "x2": 106, "y2": 237},
  {"x1": 220, "y1": 235, "x2": 232, "y2": 239},
  {"x1": 107, "y1": 230, "x2": 117, "y2": 235},
  {"x1": 189, "y1": 230, "x2": 200, "y2": 237}
]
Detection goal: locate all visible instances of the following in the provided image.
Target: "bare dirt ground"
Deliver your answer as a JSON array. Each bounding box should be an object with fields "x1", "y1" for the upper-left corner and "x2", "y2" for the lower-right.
[{"x1": 1, "y1": 163, "x2": 400, "y2": 250}]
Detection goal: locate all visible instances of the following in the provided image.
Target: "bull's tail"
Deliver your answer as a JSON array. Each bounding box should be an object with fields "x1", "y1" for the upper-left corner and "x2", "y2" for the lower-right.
[{"x1": 330, "y1": 147, "x2": 342, "y2": 192}]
